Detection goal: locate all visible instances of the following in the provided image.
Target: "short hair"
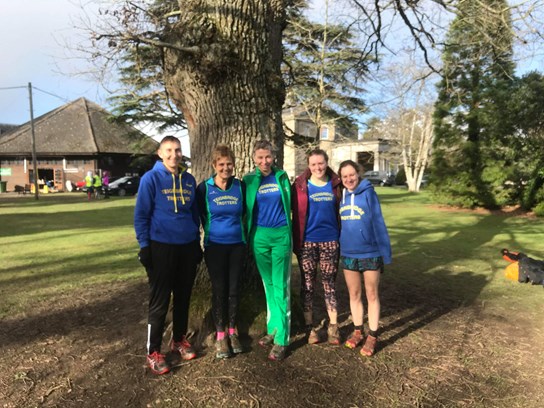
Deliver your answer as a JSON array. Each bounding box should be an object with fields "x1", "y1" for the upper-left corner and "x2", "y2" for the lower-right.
[
  {"x1": 159, "y1": 135, "x2": 181, "y2": 146},
  {"x1": 212, "y1": 144, "x2": 235, "y2": 165},
  {"x1": 252, "y1": 139, "x2": 275, "y2": 155},
  {"x1": 338, "y1": 160, "x2": 360, "y2": 177},
  {"x1": 307, "y1": 148, "x2": 329, "y2": 164}
]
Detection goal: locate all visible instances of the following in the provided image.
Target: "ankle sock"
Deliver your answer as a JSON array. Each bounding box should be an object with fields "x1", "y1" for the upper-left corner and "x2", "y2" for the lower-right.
[
  {"x1": 228, "y1": 327, "x2": 236, "y2": 336},
  {"x1": 369, "y1": 329, "x2": 378, "y2": 338},
  {"x1": 354, "y1": 325, "x2": 363, "y2": 332},
  {"x1": 217, "y1": 331, "x2": 225, "y2": 341}
]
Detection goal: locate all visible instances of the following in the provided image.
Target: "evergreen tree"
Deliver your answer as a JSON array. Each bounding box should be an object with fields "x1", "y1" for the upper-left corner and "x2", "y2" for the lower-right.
[
  {"x1": 510, "y1": 72, "x2": 544, "y2": 209},
  {"x1": 109, "y1": 43, "x2": 184, "y2": 133},
  {"x1": 107, "y1": 0, "x2": 185, "y2": 135},
  {"x1": 106, "y1": 1, "x2": 367, "y2": 149},
  {"x1": 433, "y1": 0, "x2": 515, "y2": 208},
  {"x1": 283, "y1": 0, "x2": 368, "y2": 143}
]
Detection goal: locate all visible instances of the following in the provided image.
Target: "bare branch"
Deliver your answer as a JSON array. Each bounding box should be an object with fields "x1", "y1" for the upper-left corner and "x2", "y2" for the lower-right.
[{"x1": 94, "y1": 32, "x2": 201, "y2": 54}]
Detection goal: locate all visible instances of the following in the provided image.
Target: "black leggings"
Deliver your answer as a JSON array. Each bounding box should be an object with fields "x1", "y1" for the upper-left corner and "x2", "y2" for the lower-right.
[
  {"x1": 204, "y1": 243, "x2": 246, "y2": 332},
  {"x1": 146, "y1": 240, "x2": 200, "y2": 354}
]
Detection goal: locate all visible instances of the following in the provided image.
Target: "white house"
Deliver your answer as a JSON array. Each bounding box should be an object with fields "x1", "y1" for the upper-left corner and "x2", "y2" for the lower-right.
[{"x1": 282, "y1": 107, "x2": 394, "y2": 179}]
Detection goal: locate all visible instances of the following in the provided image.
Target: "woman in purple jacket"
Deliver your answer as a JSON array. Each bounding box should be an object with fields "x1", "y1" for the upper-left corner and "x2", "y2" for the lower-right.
[{"x1": 292, "y1": 149, "x2": 342, "y2": 345}]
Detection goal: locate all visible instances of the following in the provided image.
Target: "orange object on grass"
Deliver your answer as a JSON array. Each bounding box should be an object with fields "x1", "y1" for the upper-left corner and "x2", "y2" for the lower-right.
[{"x1": 504, "y1": 263, "x2": 519, "y2": 282}]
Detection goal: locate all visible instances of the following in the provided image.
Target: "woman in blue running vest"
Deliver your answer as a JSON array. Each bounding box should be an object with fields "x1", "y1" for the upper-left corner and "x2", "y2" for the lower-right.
[
  {"x1": 197, "y1": 144, "x2": 246, "y2": 360},
  {"x1": 292, "y1": 149, "x2": 342, "y2": 345},
  {"x1": 338, "y1": 160, "x2": 392, "y2": 357}
]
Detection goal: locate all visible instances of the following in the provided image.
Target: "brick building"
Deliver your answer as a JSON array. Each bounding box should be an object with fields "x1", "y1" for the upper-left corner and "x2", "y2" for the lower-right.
[{"x1": 0, "y1": 98, "x2": 157, "y2": 192}]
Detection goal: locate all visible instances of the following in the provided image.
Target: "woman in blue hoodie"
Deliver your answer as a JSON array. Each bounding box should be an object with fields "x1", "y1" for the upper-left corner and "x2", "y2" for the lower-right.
[
  {"x1": 338, "y1": 160, "x2": 391, "y2": 357},
  {"x1": 134, "y1": 136, "x2": 201, "y2": 375}
]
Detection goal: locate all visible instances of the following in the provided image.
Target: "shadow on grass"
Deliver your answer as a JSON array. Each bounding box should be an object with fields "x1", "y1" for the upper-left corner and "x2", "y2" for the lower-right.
[
  {"x1": 0, "y1": 246, "x2": 139, "y2": 287},
  {"x1": 0, "y1": 280, "x2": 147, "y2": 348},
  {"x1": 375, "y1": 213, "x2": 508, "y2": 349},
  {"x1": 0, "y1": 193, "x2": 135, "y2": 208},
  {"x1": 0, "y1": 280, "x2": 159, "y2": 407},
  {"x1": 291, "y1": 210, "x2": 510, "y2": 351},
  {"x1": 0, "y1": 205, "x2": 134, "y2": 238},
  {"x1": 0, "y1": 190, "x2": 520, "y2": 357}
]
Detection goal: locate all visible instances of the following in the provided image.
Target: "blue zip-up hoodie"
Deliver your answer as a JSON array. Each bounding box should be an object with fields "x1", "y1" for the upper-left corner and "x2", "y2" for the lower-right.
[
  {"x1": 339, "y1": 179, "x2": 392, "y2": 264},
  {"x1": 134, "y1": 161, "x2": 200, "y2": 248}
]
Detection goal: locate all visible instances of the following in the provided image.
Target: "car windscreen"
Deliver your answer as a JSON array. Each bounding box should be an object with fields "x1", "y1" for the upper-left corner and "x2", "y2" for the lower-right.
[{"x1": 108, "y1": 176, "x2": 132, "y2": 187}]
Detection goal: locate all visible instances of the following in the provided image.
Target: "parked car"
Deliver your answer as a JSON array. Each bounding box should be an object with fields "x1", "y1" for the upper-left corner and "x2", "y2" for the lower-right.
[
  {"x1": 105, "y1": 176, "x2": 140, "y2": 196},
  {"x1": 362, "y1": 171, "x2": 396, "y2": 187},
  {"x1": 405, "y1": 174, "x2": 429, "y2": 188},
  {"x1": 420, "y1": 175, "x2": 429, "y2": 188}
]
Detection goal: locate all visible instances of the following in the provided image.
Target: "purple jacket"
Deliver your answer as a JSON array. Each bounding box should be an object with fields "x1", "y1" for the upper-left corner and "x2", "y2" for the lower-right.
[{"x1": 291, "y1": 167, "x2": 342, "y2": 255}]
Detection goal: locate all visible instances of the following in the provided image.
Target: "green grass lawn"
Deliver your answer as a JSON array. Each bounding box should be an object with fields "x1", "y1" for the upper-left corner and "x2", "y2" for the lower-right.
[
  {"x1": 2, "y1": 188, "x2": 543, "y2": 408},
  {"x1": 0, "y1": 193, "x2": 141, "y2": 318},
  {"x1": 0, "y1": 189, "x2": 542, "y2": 321},
  {"x1": 379, "y1": 187, "x2": 543, "y2": 318}
]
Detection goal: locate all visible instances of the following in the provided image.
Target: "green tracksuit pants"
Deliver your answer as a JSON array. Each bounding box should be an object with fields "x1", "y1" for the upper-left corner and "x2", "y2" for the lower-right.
[{"x1": 251, "y1": 225, "x2": 292, "y2": 346}]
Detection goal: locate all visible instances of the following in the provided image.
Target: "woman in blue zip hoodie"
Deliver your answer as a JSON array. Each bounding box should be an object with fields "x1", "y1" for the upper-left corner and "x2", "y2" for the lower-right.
[
  {"x1": 338, "y1": 160, "x2": 391, "y2": 357},
  {"x1": 134, "y1": 136, "x2": 202, "y2": 375}
]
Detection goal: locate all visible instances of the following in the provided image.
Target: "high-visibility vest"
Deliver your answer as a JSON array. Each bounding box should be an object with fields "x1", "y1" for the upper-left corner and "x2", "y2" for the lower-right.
[{"x1": 93, "y1": 175, "x2": 102, "y2": 188}]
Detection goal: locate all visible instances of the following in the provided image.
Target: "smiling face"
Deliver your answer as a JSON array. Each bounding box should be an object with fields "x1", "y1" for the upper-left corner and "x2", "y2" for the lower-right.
[
  {"x1": 213, "y1": 155, "x2": 234, "y2": 182},
  {"x1": 158, "y1": 140, "x2": 182, "y2": 174},
  {"x1": 308, "y1": 154, "x2": 328, "y2": 181},
  {"x1": 253, "y1": 148, "x2": 274, "y2": 176},
  {"x1": 339, "y1": 164, "x2": 360, "y2": 192}
]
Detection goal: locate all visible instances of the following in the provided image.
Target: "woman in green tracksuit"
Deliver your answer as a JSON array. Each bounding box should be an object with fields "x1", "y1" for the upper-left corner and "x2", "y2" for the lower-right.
[{"x1": 243, "y1": 140, "x2": 292, "y2": 361}]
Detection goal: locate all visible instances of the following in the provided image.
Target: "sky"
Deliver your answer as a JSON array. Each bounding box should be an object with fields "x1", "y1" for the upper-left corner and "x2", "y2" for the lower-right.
[
  {"x1": 0, "y1": 0, "x2": 191, "y2": 151},
  {"x1": 1, "y1": 0, "x2": 542, "y2": 145},
  {"x1": 0, "y1": 0, "x2": 108, "y2": 124}
]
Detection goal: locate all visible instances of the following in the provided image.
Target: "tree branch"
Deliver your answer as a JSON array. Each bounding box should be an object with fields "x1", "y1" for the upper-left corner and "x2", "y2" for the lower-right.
[{"x1": 94, "y1": 32, "x2": 201, "y2": 55}]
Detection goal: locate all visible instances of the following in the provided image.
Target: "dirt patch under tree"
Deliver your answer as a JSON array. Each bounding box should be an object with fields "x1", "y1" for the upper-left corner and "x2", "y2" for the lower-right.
[{"x1": 1, "y1": 263, "x2": 543, "y2": 407}]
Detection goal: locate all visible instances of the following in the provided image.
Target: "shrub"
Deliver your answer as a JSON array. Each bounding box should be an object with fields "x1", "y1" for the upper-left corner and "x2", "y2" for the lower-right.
[
  {"x1": 533, "y1": 202, "x2": 544, "y2": 217},
  {"x1": 395, "y1": 167, "x2": 406, "y2": 185}
]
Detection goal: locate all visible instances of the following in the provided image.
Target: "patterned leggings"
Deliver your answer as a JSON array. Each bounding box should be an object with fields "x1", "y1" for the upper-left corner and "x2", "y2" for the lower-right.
[{"x1": 299, "y1": 241, "x2": 339, "y2": 313}]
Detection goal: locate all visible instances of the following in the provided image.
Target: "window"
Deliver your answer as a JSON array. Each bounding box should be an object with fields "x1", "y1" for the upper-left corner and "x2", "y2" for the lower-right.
[
  {"x1": 37, "y1": 159, "x2": 62, "y2": 165},
  {"x1": 1, "y1": 159, "x2": 24, "y2": 165},
  {"x1": 299, "y1": 123, "x2": 312, "y2": 137},
  {"x1": 320, "y1": 126, "x2": 329, "y2": 140}
]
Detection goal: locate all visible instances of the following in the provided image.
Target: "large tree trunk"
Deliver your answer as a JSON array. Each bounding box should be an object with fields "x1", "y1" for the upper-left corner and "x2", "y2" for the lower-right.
[{"x1": 163, "y1": 0, "x2": 287, "y2": 181}]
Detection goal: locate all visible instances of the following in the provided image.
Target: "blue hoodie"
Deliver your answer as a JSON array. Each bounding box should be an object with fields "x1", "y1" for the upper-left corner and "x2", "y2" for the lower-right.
[
  {"x1": 134, "y1": 161, "x2": 200, "y2": 248},
  {"x1": 339, "y1": 179, "x2": 392, "y2": 264}
]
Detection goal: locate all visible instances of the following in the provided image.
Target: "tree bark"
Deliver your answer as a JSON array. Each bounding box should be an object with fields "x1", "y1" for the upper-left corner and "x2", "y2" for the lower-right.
[{"x1": 163, "y1": 0, "x2": 287, "y2": 181}]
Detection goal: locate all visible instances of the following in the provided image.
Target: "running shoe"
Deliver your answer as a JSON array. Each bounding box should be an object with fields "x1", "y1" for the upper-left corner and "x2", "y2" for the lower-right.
[
  {"x1": 146, "y1": 351, "x2": 170, "y2": 375},
  {"x1": 170, "y1": 336, "x2": 196, "y2": 360}
]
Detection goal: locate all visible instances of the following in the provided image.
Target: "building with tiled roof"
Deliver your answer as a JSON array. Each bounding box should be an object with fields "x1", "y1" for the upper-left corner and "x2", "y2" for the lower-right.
[{"x1": 0, "y1": 98, "x2": 158, "y2": 192}]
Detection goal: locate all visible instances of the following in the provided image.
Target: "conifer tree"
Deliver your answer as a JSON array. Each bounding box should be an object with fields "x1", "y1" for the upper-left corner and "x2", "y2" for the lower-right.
[
  {"x1": 433, "y1": 0, "x2": 515, "y2": 208},
  {"x1": 510, "y1": 71, "x2": 544, "y2": 209},
  {"x1": 283, "y1": 0, "x2": 367, "y2": 143},
  {"x1": 108, "y1": 43, "x2": 184, "y2": 134}
]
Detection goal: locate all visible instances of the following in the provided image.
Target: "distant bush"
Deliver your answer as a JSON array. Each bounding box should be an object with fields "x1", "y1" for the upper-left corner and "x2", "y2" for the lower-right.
[
  {"x1": 533, "y1": 202, "x2": 544, "y2": 217},
  {"x1": 520, "y1": 181, "x2": 544, "y2": 213},
  {"x1": 395, "y1": 168, "x2": 406, "y2": 185}
]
